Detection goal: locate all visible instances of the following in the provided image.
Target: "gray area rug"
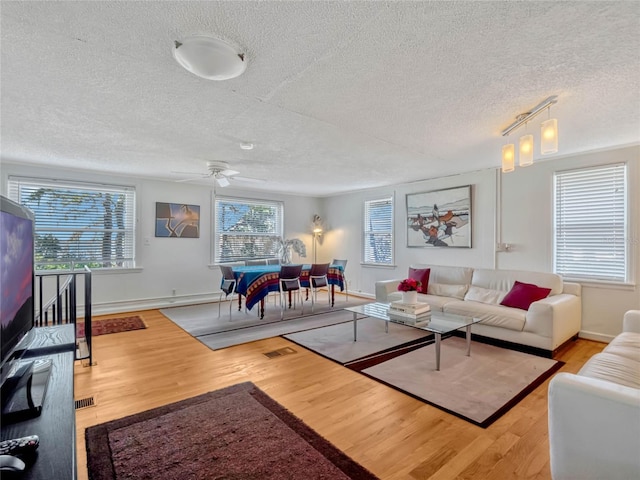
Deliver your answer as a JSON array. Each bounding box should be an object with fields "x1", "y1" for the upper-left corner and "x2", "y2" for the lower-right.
[
  {"x1": 284, "y1": 317, "x2": 433, "y2": 364},
  {"x1": 160, "y1": 294, "x2": 369, "y2": 350},
  {"x1": 361, "y1": 336, "x2": 562, "y2": 427}
]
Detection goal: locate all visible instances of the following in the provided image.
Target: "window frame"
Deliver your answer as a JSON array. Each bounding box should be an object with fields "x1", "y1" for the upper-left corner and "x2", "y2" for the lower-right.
[
  {"x1": 213, "y1": 195, "x2": 284, "y2": 264},
  {"x1": 7, "y1": 176, "x2": 137, "y2": 271},
  {"x1": 553, "y1": 163, "x2": 629, "y2": 284},
  {"x1": 362, "y1": 195, "x2": 394, "y2": 266}
]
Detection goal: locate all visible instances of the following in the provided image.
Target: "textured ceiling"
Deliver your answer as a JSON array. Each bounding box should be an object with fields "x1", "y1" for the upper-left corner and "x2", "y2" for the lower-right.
[{"x1": 1, "y1": 1, "x2": 639, "y2": 196}]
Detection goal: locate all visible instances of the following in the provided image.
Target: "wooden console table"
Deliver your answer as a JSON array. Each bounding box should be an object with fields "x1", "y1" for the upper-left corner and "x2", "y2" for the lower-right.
[{"x1": 1, "y1": 325, "x2": 76, "y2": 479}]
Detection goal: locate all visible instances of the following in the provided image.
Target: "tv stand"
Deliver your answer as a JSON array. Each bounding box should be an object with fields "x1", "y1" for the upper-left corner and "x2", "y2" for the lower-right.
[
  {"x1": 0, "y1": 326, "x2": 75, "y2": 479},
  {"x1": 1, "y1": 359, "x2": 52, "y2": 424}
]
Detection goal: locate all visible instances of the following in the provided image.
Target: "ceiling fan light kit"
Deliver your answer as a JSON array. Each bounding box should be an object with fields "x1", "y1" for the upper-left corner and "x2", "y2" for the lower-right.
[
  {"x1": 173, "y1": 35, "x2": 247, "y2": 81},
  {"x1": 500, "y1": 95, "x2": 559, "y2": 173}
]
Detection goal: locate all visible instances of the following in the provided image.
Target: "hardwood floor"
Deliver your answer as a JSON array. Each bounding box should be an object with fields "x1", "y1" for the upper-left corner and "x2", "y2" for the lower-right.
[{"x1": 74, "y1": 308, "x2": 605, "y2": 480}]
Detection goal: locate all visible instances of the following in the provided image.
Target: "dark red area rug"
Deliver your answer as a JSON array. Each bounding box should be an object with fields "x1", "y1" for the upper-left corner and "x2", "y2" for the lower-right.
[
  {"x1": 76, "y1": 315, "x2": 146, "y2": 337},
  {"x1": 85, "y1": 382, "x2": 378, "y2": 480}
]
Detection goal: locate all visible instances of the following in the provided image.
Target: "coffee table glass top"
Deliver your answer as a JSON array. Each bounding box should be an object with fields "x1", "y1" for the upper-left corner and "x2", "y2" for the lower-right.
[{"x1": 345, "y1": 302, "x2": 480, "y2": 335}]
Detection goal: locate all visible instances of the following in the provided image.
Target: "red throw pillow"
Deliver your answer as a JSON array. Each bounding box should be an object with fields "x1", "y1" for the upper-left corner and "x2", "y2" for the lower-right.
[
  {"x1": 408, "y1": 267, "x2": 430, "y2": 294},
  {"x1": 500, "y1": 280, "x2": 551, "y2": 310}
]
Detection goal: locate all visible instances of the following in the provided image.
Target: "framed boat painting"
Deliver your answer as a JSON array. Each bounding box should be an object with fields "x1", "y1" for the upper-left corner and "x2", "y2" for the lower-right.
[{"x1": 406, "y1": 185, "x2": 471, "y2": 248}]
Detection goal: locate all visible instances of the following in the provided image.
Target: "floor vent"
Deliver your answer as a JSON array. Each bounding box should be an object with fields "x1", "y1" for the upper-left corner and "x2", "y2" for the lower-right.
[
  {"x1": 75, "y1": 396, "x2": 96, "y2": 410},
  {"x1": 263, "y1": 347, "x2": 297, "y2": 359}
]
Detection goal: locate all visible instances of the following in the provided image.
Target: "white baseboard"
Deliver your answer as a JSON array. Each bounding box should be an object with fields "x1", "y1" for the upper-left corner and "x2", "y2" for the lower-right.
[
  {"x1": 578, "y1": 330, "x2": 615, "y2": 344},
  {"x1": 88, "y1": 290, "x2": 372, "y2": 317},
  {"x1": 88, "y1": 292, "x2": 221, "y2": 316}
]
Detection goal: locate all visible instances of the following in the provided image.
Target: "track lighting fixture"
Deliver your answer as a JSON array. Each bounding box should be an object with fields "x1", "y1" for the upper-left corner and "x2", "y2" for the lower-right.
[{"x1": 500, "y1": 96, "x2": 558, "y2": 172}]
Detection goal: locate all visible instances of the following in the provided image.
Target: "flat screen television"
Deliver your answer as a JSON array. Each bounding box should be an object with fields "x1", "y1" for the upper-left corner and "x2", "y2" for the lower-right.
[{"x1": 0, "y1": 194, "x2": 44, "y2": 421}]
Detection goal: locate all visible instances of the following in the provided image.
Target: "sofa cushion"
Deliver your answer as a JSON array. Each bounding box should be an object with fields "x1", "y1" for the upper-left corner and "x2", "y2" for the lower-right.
[
  {"x1": 500, "y1": 281, "x2": 551, "y2": 310},
  {"x1": 578, "y1": 352, "x2": 640, "y2": 389},
  {"x1": 411, "y1": 265, "x2": 473, "y2": 286},
  {"x1": 408, "y1": 267, "x2": 430, "y2": 294},
  {"x1": 603, "y1": 332, "x2": 640, "y2": 363},
  {"x1": 415, "y1": 293, "x2": 458, "y2": 311},
  {"x1": 464, "y1": 285, "x2": 507, "y2": 305},
  {"x1": 472, "y1": 268, "x2": 563, "y2": 296},
  {"x1": 428, "y1": 282, "x2": 468, "y2": 299},
  {"x1": 443, "y1": 300, "x2": 527, "y2": 331}
]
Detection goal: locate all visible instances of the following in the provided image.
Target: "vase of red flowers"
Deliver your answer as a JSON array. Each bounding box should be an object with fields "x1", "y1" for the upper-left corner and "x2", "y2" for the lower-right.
[{"x1": 397, "y1": 278, "x2": 421, "y2": 304}]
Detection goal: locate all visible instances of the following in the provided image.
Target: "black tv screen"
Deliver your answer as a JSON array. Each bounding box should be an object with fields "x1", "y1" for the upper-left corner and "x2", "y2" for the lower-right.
[{"x1": 0, "y1": 195, "x2": 35, "y2": 385}]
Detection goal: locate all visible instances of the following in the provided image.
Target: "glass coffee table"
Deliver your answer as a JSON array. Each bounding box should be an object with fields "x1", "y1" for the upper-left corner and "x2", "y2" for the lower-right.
[{"x1": 345, "y1": 302, "x2": 481, "y2": 371}]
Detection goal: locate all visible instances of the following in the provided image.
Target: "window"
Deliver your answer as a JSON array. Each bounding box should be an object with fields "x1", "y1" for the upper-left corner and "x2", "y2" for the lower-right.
[
  {"x1": 554, "y1": 164, "x2": 628, "y2": 283},
  {"x1": 8, "y1": 177, "x2": 136, "y2": 270},
  {"x1": 363, "y1": 196, "x2": 394, "y2": 265},
  {"x1": 214, "y1": 196, "x2": 283, "y2": 263}
]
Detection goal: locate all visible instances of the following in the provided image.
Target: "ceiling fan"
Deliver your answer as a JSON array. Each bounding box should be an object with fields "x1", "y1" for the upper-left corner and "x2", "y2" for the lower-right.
[{"x1": 173, "y1": 161, "x2": 250, "y2": 187}]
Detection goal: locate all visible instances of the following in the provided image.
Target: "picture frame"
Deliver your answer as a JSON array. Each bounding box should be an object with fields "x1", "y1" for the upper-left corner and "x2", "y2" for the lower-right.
[
  {"x1": 155, "y1": 202, "x2": 200, "y2": 238},
  {"x1": 406, "y1": 185, "x2": 471, "y2": 248}
]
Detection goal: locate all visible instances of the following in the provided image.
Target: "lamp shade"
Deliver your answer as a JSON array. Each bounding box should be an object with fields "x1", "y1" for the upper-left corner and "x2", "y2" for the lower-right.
[
  {"x1": 519, "y1": 134, "x2": 534, "y2": 167},
  {"x1": 502, "y1": 144, "x2": 515, "y2": 173},
  {"x1": 541, "y1": 118, "x2": 558, "y2": 154}
]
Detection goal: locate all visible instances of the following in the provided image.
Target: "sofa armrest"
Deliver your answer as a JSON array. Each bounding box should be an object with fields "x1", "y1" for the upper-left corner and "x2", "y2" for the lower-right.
[
  {"x1": 524, "y1": 294, "x2": 581, "y2": 347},
  {"x1": 375, "y1": 279, "x2": 401, "y2": 303},
  {"x1": 548, "y1": 372, "x2": 640, "y2": 480},
  {"x1": 623, "y1": 310, "x2": 640, "y2": 333}
]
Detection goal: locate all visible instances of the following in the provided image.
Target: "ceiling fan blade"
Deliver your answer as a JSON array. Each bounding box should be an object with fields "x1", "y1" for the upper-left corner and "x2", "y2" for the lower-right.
[
  {"x1": 174, "y1": 175, "x2": 210, "y2": 183},
  {"x1": 171, "y1": 170, "x2": 210, "y2": 176},
  {"x1": 215, "y1": 176, "x2": 231, "y2": 188},
  {"x1": 220, "y1": 169, "x2": 239, "y2": 177},
  {"x1": 233, "y1": 175, "x2": 264, "y2": 183}
]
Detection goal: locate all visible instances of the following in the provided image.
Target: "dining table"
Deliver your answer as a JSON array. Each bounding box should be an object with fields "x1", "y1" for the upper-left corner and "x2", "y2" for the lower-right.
[{"x1": 231, "y1": 264, "x2": 345, "y2": 319}]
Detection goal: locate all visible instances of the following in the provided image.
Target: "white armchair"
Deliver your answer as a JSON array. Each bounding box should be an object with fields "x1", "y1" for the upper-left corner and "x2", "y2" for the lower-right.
[{"x1": 548, "y1": 310, "x2": 640, "y2": 480}]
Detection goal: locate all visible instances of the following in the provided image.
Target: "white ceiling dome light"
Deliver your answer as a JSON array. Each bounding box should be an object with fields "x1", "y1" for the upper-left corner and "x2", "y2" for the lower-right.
[{"x1": 173, "y1": 35, "x2": 247, "y2": 81}]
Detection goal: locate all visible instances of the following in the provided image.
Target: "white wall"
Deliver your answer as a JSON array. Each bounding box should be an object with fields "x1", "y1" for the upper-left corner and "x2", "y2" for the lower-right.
[
  {"x1": 320, "y1": 146, "x2": 639, "y2": 341},
  {"x1": 321, "y1": 168, "x2": 499, "y2": 293},
  {"x1": 1, "y1": 162, "x2": 321, "y2": 314},
  {"x1": 3, "y1": 145, "x2": 638, "y2": 339},
  {"x1": 498, "y1": 146, "x2": 639, "y2": 340}
]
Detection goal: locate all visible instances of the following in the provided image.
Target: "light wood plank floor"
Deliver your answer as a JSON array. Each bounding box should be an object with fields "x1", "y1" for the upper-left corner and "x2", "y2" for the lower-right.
[{"x1": 74, "y1": 307, "x2": 605, "y2": 480}]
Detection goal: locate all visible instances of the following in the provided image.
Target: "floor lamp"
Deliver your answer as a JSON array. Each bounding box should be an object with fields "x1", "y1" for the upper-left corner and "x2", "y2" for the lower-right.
[{"x1": 312, "y1": 228, "x2": 323, "y2": 263}]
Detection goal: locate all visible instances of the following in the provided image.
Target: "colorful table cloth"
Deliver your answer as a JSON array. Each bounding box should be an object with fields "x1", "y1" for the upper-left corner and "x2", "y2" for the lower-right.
[{"x1": 231, "y1": 264, "x2": 345, "y2": 310}]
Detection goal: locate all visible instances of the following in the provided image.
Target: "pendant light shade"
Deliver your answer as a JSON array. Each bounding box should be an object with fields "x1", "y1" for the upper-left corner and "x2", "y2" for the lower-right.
[
  {"x1": 541, "y1": 118, "x2": 558, "y2": 154},
  {"x1": 502, "y1": 144, "x2": 515, "y2": 173},
  {"x1": 519, "y1": 134, "x2": 534, "y2": 167}
]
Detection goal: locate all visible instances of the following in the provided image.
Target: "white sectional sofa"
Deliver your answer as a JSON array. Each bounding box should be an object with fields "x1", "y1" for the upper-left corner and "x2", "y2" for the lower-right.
[
  {"x1": 548, "y1": 310, "x2": 640, "y2": 480},
  {"x1": 375, "y1": 264, "x2": 582, "y2": 357}
]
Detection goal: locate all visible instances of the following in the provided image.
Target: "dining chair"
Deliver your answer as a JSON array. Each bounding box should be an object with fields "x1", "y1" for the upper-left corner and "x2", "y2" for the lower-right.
[
  {"x1": 309, "y1": 263, "x2": 330, "y2": 312},
  {"x1": 245, "y1": 259, "x2": 267, "y2": 266},
  {"x1": 218, "y1": 265, "x2": 240, "y2": 317},
  {"x1": 332, "y1": 259, "x2": 348, "y2": 301},
  {"x1": 278, "y1": 264, "x2": 304, "y2": 319}
]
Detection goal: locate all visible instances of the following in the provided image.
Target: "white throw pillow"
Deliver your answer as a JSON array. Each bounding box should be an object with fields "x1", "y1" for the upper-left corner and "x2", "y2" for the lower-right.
[
  {"x1": 464, "y1": 285, "x2": 507, "y2": 305},
  {"x1": 427, "y1": 282, "x2": 468, "y2": 299}
]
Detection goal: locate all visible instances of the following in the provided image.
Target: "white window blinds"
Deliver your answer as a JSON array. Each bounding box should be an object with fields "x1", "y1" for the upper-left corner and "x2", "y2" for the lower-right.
[
  {"x1": 363, "y1": 196, "x2": 393, "y2": 265},
  {"x1": 8, "y1": 177, "x2": 136, "y2": 270},
  {"x1": 214, "y1": 197, "x2": 283, "y2": 263},
  {"x1": 554, "y1": 164, "x2": 627, "y2": 282}
]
